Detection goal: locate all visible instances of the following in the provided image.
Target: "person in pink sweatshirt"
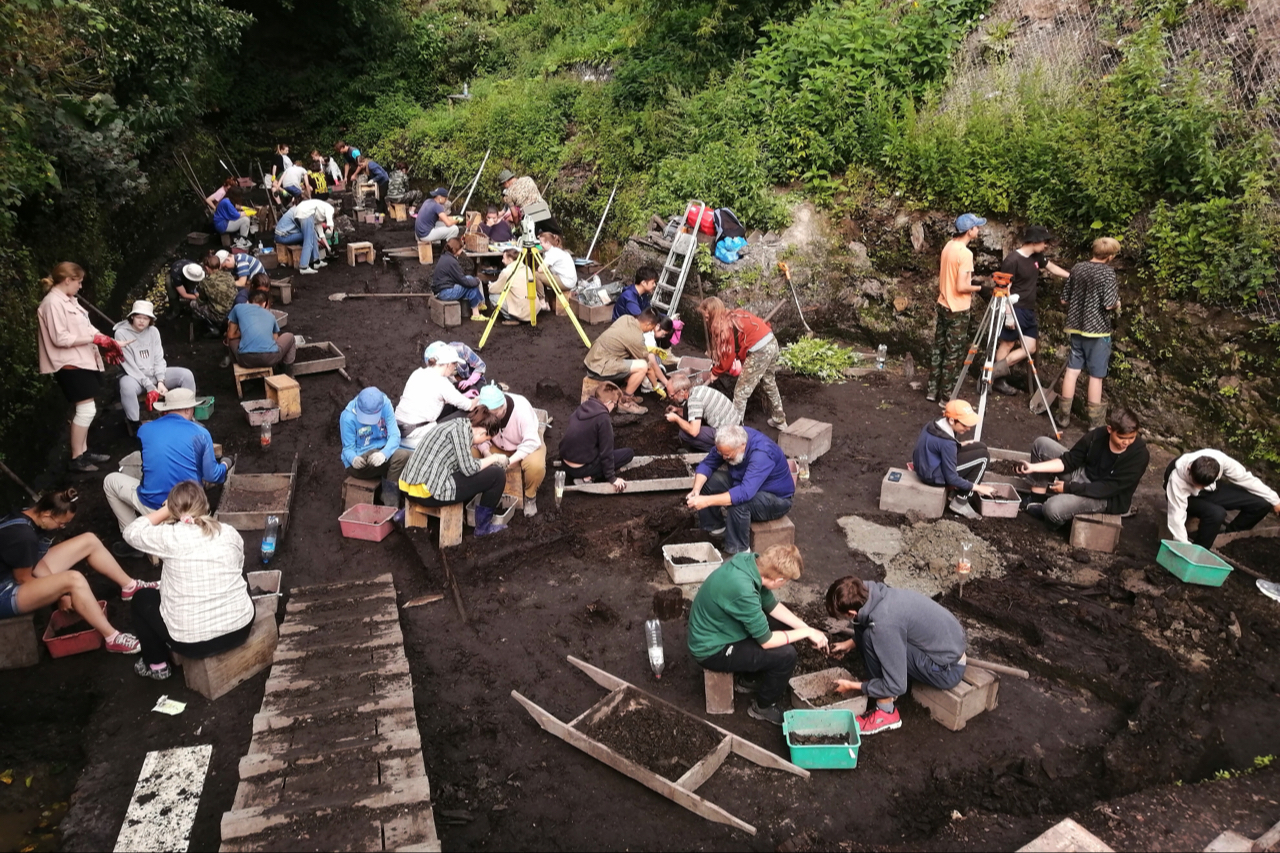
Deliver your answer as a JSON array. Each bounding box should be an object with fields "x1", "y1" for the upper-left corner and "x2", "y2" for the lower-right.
[{"x1": 475, "y1": 384, "x2": 545, "y2": 517}]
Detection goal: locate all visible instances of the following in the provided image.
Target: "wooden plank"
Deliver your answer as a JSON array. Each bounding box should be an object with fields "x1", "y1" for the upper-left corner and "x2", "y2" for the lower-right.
[
  {"x1": 285, "y1": 341, "x2": 346, "y2": 376},
  {"x1": 511, "y1": 691, "x2": 757, "y2": 835},
  {"x1": 1252, "y1": 819, "x2": 1280, "y2": 852},
  {"x1": 115, "y1": 744, "x2": 212, "y2": 852},
  {"x1": 674, "y1": 735, "x2": 731, "y2": 793},
  {"x1": 568, "y1": 686, "x2": 629, "y2": 728}
]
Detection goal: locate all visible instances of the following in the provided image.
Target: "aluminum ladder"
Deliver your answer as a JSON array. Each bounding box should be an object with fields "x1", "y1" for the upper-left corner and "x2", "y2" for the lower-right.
[{"x1": 651, "y1": 200, "x2": 708, "y2": 319}]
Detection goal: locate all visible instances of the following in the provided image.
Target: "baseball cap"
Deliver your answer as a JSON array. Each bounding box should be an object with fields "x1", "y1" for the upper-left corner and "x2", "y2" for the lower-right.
[
  {"x1": 944, "y1": 399, "x2": 980, "y2": 427},
  {"x1": 1022, "y1": 225, "x2": 1054, "y2": 243},
  {"x1": 214, "y1": 250, "x2": 232, "y2": 264},
  {"x1": 182, "y1": 263, "x2": 206, "y2": 282},
  {"x1": 430, "y1": 187, "x2": 449, "y2": 198},
  {"x1": 477, "y1": 384, "x2": 505, "y2": 410},
  {"x1": 954, "y1": 213, "x2": 987, "y2": 234},
  {"x1": 354, "y1": 387, "x2": 385, "y2": 425},
  {"x1": 424, "y1": 341, "x2": 461, "y2": 365}
]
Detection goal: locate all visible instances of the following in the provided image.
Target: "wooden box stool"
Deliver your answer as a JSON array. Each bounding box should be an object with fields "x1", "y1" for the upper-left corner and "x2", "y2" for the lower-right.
[
  {"x1": 173, "y1": 614, "x2": 278, "y2": 700},
  {"x1": 405, "y1": 502, "x2": 464, "y2": 548},
  {"x1": 346, "y1": 241, "x2": 375, "y2": 266},
  {"x1": 778, "y1": 418, "x2": 833, "y2": 463},
  {"x1": 387, "y1": 203, "x2": 408, "y2": 221},
  {"x1": 232, "y1": 363, "x2": 273, "y2": 399},
  {"x1": 269, "y1": 277, "x2": 292, "y2": 306},
  {"x1": 0, "y1": 614, "x2": 39, "y2": 670},
  {"x1": 751, "y1": 516, "x2": 795, "y2": 552},
  {"x1": 429, "y1": 295, "x2": 462, "y2": 327},
  {"x1": 912, "y1": 666, "x2": 999, "y2": 731},
  {"x1": 417, "y1": 241, "x2": 434, "y2": 265},
  {"x1": 1070, "y1": 513, "x2": 1122, "y2": 553},
  {"x1": 342, "y1": 476, "x2": 378, "y2": 510},
  {"x1": 275, "y1": 243, "x2": 303, "y2": 269},
  {"x1": 265, "y1": 374, "x2": 301, "y2": 421},
  {"x1": 221, "y1": 233, "x2": 234, "y2": 248},
  {"x1": 704, "y1": 669, "x2": 734, "y2": 715}
]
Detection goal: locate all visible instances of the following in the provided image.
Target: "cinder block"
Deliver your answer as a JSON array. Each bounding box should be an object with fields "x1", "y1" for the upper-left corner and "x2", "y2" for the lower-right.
[
  {"x1": 264, "y1": 374, "x2": 301, "y2": 421},
  {"x1": 912, "y1": 666, "x2": 999, "y2": 731},
  {"x1": 879, "y1": 467, "x2": 946, "y2": 518},
  {"x1": 778, "y1": 418, "x2": 833, "y2": 462},
  {"x1": 0, "y1": 615, "x2": 39, "y2": 670},
  {"x1": 704, "y1": 669, "x2": 734, "y2": 715},
  {"x1": 342, "y1": 476, "x2": 378, "y2": 511},
  {"x1": 429, "y1": 296, "x2": 462, "y2": 328},
  {"x1": 346, "y1": 241, "x2": 375, "y2": 266},
  {"x1": 751, "y1": 516, "x2": 795, "y2": 552},
  {"x1": 1070, "y1": 513, "x2": 1122, "y2": 553},
  {"x1": 404, "y1": 502, "x2": 464, "y2": 548},
  {"x1": 174, "y1": 614, "x2": 278, "y2": 701}
]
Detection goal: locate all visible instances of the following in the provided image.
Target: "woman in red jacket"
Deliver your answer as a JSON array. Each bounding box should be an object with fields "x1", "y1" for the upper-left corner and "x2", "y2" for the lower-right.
[{"x1": 698, "y1": 297, "x2": 787, "y2": 429}]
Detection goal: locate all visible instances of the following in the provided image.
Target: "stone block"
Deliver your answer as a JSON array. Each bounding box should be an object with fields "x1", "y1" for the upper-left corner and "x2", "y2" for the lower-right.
[
  {"x1": 405, "y1": 502, "x2": 464, "y2": 548},
  {"x1": 778, "y1": 418, "x2": 833, "y2": 462},
  {"x1": 346, "y1": 241, "x2": 375, "y2": 266},
  {"x1": 264, "y1": 374, "x2": 301, "y2": 421},
  {"x1": 704, "y1": 669, "x2": 734, "y2": 715},
  {"x1": 0, "y1": 614, "x2": 39, "y2": 670},
  {"x1": 1017, "y1": 818, "x2": 1115, "y2": 853},
  {"x1": 751, "y1": 516, "x2": 795, "y2": 552},
  {"x1": 175, "y1": 614, "x2": 278, "y2": 701},
  {"x1": 879, "y1": 467, "x2": 946, "y2": 518},
  {"x1": 1070, "y1": 513, "x2": 1122, "y2": 554},
  {"x1": 428, "y1": 296, "x2": 462, "y2": 328},
  {"x1": 342, "y1": 476, "x2": 378, "y2": 511},
  {"x1": 912, "y1": 666, "x2": 999, "y2": 731}
]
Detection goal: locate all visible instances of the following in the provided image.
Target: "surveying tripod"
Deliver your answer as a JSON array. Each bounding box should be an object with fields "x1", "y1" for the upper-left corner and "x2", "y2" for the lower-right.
[
  {"x1": 477, "y1": 219, "x2": 592, "y2": 350},
  {"x1": 949, "y1": 272, "x2": 1061, "y2": 442}
]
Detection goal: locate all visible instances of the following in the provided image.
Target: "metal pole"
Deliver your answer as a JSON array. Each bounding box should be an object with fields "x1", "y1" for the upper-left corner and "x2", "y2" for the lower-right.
[
  {"x1": 458, "y1": 149, "x2": 490, "y2": 219},
  {"x1": 585, "y1": 178, "x2": 620, "y2": 262}
]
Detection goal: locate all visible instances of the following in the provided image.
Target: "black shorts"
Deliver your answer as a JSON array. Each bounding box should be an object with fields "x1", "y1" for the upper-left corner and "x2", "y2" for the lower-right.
[
  {"x1": 998, "y1": 306, "x2": 1038, "y2": 342},
  {"x1": 54, "y1": 367, "x2": 101, "y2": 403}
]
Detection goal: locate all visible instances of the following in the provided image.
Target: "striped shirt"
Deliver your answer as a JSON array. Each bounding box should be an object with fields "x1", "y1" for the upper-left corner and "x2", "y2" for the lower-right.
[
  {"x1": 398, "y1": 419, "x2": 481, "y2": 501},
  {"x1": 122, "y1": 517, "x2": 254, "y2": 644},
  {"x1": 1062, "y1": 261, "x2": 1119, "y2": 337},
  {"x1": 686, "y1": 386, "x2": 739, "y2": 429}
]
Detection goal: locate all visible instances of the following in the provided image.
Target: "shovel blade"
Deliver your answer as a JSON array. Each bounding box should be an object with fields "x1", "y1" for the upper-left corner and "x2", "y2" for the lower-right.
[
  {"x1": 1030, "y1": 387, "x2": 1055, "y2": 415},
  {"x1": 327, "y1": 293, "x2": 347, "y2": 302}
]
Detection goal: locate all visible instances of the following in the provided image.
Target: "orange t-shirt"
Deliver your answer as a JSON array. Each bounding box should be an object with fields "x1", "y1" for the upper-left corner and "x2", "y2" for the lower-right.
[{"x1": 937, "y1": 239, "x2": 975, "y2": 313}]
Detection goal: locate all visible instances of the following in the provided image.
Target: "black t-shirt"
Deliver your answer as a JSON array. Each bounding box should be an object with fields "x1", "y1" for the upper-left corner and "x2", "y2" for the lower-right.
[
  {"x1": 1000, "y1": 250, "x2": 1047, "y2": 306},
  {"x1": 0, "y1": 511, "x2": 41, "y2": 582},
  {"x1": 272, "y1": 153, "x2": 288, "y2": 175},
  {"x1": 168, "y1": 259, "x2": 200, "y2": 302}
]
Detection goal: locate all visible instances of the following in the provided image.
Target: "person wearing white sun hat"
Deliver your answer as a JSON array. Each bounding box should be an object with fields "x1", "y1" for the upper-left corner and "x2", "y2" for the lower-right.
[{"x1": 112, "y1": 300, "x2": 196, "y2": 430}]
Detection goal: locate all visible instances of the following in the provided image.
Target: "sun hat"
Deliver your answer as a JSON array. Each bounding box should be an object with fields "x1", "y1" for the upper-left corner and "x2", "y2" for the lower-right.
[
  {"x1": 354, "y1": 387, "x2": 386, "y2": 425},
  {"x1": 477, "y1": 384, "x2": 506, "y2": 410},
  {"x1": 943, "y1": 399, "x2": 980, "y2": 427},
  {"x1": 954, "y1": 213, "x2": 987, "y2": 234},
  {"x1": 182, "y1": 263, "x2": 206, "y2": 282},
  {"x1": 154, "y1": 387, "x2": 199, "y2": 412},
  {"x1": 128, "y1": 300, "x2": 157, "y2": 320},
  {"x1": 424, "y1": 341, "x2": 462, "y2": 365},
  {"x1": 496, "y1": 169, "x2": 515, "y2": 184}
]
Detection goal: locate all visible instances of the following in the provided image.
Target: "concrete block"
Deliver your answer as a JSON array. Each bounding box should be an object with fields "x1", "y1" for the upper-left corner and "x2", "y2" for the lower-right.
[
  {"x1": 428, "y1": 296, "x2": 462, "y2": 328},
  {"x1": 751, "y1": 516, "x2": 795, "y2": 553},
  {"x1": 346, "y1": 241, "x2": 375, "y2": 266},
  {"x1": 405, "y1": 502, "x2": 464, "y2": 548},
  {"x1": 879, "y1": 467, "x2": 946, "y2": 518},
  {"x1": 777, "y1": 418, "x2": 833, "y2": 462},
  {"x1": 703, "y1": 669, "x2": 734, "y2": 715},
  {"x1": 264, "y1": 374, "x2": 301, "y2": 421},
  {"x1": 0, "y1": 614, "x2": 39, "y2": 670},
  {"x1": 1070, "y1": 513, "x2": 1122, "y2": 553},
  {"x1": 912, "y1": 666, "x2": 998, "y2": 731},
  {"x1": 342, "y1": 476, "x2": 378, "y2": 511},
  {"x1": 1017, "y1": 818, "x2": 1114, "y2": 852},
  {"x1": 175, "y1": 614, "x2": 278, "y2": 700}
]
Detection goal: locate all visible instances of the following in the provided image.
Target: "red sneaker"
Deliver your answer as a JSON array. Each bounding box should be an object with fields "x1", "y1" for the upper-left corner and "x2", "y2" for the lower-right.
[
  {"x1": 121, "y1": 580, "x2": 159, "y2": 601},
  {"x1": 858, "y1": 706, "x2": 902, "y2": 735}
]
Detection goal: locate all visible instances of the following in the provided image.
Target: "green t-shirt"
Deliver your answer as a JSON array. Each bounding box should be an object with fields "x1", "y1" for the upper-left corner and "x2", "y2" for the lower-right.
[{"x1": 686, "y1": 552, "x2": 778, "y2": 661}]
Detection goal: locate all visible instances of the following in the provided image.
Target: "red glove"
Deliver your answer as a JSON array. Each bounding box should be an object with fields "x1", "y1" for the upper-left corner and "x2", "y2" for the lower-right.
[
  {"x1": 730, "y1": 358, "x2": 742, "y2": 377},
  {"x1": 145, "y1": 390, "x2": 161, "y2": 411},
  {"x1": 93, "y1": 334, "x2": 125, "y2": 365}
]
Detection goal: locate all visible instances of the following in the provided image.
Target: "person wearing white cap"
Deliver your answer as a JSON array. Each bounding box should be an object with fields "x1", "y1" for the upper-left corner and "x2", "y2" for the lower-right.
[
  {"x1": 103, "y1": 387, "x2": 232, "y2": 558},
  {"x1": 165, "y1": 259, "x2": 205, "y2": 314},
  {"x1": 112, "y1": 300, "x2": 196, "y2": 431},
  {"x1": 394, "y1": 342, "x2": 476, "y2": 450},
  {"x1": 341, "y1": 387, "x2": 411, "y2": 507}
]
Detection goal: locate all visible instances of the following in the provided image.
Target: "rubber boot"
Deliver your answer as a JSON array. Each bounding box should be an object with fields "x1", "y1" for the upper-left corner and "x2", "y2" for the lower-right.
[
  {"x1": 379, "y1": 479, "x2": 401, "y2": 508},
  {"x1": 473, "y1": 505, "x2": 507, "y2": 537},
  {"x1": 1086, "y1": 402, "x2": 1107, "y2": 430},
  {"x1": 1056, "y1": 396, "x2": 1073, "y2": 429},
  {"x1": 991, "y1": 359, "x2": 1011, "y2": 379}
]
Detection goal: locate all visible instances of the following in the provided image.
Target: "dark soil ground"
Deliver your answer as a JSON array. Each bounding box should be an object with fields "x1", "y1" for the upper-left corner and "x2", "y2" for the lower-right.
[
  {"x1": 622, "y1": 457, "x2": 694, "y2": 480},
  {"x1": 578, "y1": 689, "x2": 725, "y2": 781},
  {"x1": 3, "y1": 213, "x2": 1280, "y2": 851}
]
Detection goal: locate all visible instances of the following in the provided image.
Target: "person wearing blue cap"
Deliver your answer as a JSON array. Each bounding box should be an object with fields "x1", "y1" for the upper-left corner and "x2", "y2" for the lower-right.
[
  {"x1": 476, "y1": 383, "x2": 546, "y2": 517},
  {"x1": 340, "y1": 387, "x2": 411, "y2": 507},
  {"x1": 926, "y1": 213, "x2": 987, "y2": 404},
  {"x1": 415, "y1": 188, "x2": 459, "y2": 244}
]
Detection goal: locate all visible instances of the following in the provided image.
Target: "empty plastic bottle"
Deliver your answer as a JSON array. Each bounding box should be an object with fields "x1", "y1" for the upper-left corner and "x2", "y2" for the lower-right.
[
  {"x1": 645, "y1": 618, "x2": 665, "y2": 679},
  {"x1": 875, "y1": 344, "x2": 888, "y2": 370},
  {"x1": 797, "y1": 454, "x2": 810, "y2": 481},
  {"x1": 957, "y1": 541, "x2": 973, "y2": 575},
  {"x1": 260, "y1": 421, "x2": 272, "y2": 448},
  {"x1": 261, "y1": 515, "x2": 280, "y2": 564},
  {"x1": 554, "y1": 469, "x2": 566, "y2": 510}
]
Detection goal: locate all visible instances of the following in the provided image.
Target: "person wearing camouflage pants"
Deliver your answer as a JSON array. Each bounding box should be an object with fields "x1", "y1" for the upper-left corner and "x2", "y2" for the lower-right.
[
  {"x1": 926, "y1": 213, "x2": 986, "y2": 403},
  {"x1": 926, "y1": 303, "x2": 972, "y2": 402},
  {"x1": 733, "y1": 336, "x2": 786, "y2": 425}
]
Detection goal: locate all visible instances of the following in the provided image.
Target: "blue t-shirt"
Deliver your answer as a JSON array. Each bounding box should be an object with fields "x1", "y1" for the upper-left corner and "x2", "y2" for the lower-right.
[
  {"x1": 415, "y1": 200, "x2": 447, "y2": 240},
  {"x1": 227, "y1": 303, "x2": 280, "y2": 354},
  {"x1": 612, "y1": 285, "x2": 652, "y2": 321},
  {"x1": 137, "y1": 415, "x2": 228, "y2": 509},
  {"x1": 234, "y1": 254, "x2": 265, "y2": 281},
  {"x1": 366, "y1": 160, "x2": 389, "y2": 182},
  {"x1": 213, "y1": 198, "x2": 240, "y2": 233}
]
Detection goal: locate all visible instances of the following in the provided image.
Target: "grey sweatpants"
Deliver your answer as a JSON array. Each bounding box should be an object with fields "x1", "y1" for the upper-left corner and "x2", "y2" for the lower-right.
[
  {"x1": 1030, "y1": 436, "x2": 1108, "y2": 528},
  {"x1": 119, "y1": 368, "x2": 197, "y2": 422}
]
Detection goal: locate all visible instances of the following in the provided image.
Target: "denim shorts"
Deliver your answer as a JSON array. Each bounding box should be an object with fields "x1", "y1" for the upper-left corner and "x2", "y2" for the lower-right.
[
  {"x1": 1066, "y1": 334, "x2": 1112, "y2": 378},
  {"x1": 998, "y1": 306, "x2": 1038, "y2": 342},
  {"x1": 0, "y1": 577, "x2": 22, "y2": 619}
]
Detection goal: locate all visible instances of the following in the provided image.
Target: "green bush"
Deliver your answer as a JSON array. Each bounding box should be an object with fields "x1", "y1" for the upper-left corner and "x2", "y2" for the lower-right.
[{"x1": 1147, "y1": 198, "x2": 1279, "y2": 304}]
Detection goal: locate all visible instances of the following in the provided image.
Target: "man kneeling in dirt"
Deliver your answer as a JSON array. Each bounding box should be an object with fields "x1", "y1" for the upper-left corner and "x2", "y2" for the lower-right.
[
  {"x1": 687, "y1": 425, "x2": 793, "y2": 556},
  {"x1": 1165, "y1": 449, "x2": 1280, "y2": 549},
  {"x1": 826, "y1": 576, "x2": 968, "y2": 736},
  {"x1": 912, "y1": 399, "x2": 997, "y2": 520},
  {"x1": 688, "y1": 545, "x2": 828, "y2": 725},
  {"x1": 1017, "y1": 406, "x2": 1149, "y2": 528}
]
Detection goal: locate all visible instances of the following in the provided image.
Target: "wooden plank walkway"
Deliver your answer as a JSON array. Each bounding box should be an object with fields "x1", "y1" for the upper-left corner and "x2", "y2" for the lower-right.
[{"x1": 220, "y1": 573, "x2": 440, "y2": 852}]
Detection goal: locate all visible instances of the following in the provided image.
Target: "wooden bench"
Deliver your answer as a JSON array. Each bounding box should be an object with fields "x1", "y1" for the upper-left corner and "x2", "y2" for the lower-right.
[
  {"x1": 405, "y1": 501, "x2": 464, "y2": 548},
  {"x1": 703, "y1": 669, "x2": 734, "y2": 715},
  {"x1": 265, "y1": 374, "x2": 301, "y2": 421},
  {"x1": 429, "y1": 295, "x2": 462, "y2": 327},
  {"x1": 417, "y1": 241, "x2": 434, "y2": 265},
  {"x1": 173, "y1": 613, "x2": 278, "y2": 700},
  {"x1": 342, "y1": 476, "x2": 378, "y2": 510},
  {"x1": 232, "y1": 363, "x2": 273, "y2": 399},
  {"x1": 0, "y1": 614, "x2": 39, "y2": 670},
  {"x1": 346, "y1": 241, "x2": 375, "y2": 266},
  {"x1": 912, "y1": 666, "x2": 999, "y2": 731}
]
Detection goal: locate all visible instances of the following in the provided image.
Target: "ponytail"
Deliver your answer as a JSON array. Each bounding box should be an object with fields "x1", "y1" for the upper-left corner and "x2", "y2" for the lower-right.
[
  {"x1": 41, "y1": 262, "x2": 85, "y2": 292},
  {"x1": 165, "y1": 481, "x2": 220, "y2": 538},
  {"x1": 32, "y1": 488, "x2": 79, "y2": 516}
]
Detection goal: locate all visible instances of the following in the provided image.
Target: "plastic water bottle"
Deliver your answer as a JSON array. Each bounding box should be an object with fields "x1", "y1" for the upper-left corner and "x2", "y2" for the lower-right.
[
  {"x1": 260, "y1": 421, "x2": 272, "y2": 448},
  {"x1": 957, "y1": 541, "x2": 972, "y2": 575},
  {"x1": 645, "y1": 618, "x2": 665, "y2": 679},
  {"x1": 797, "y1": 454, "x2": 810, "y2": 481},
  {"x1": 554, "y1": 469, "x2": 566, "y2": 509},
  {"x1": 261, "y1": 515, "x2": 279, "y2": 564},
  {"x1": 876, "y1": 344, "x2": 888, "y2": 370}
]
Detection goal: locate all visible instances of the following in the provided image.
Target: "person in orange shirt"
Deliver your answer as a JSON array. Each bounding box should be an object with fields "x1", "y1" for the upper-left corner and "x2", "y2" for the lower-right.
[{"x1": 926, "y1": 213, "x2": 986, "y2": 404}]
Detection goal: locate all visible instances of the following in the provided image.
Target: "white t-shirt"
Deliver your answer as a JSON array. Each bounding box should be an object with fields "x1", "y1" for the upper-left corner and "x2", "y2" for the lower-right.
[
  {"x1": 541, "y1": 246, "x2": 578, "y2": 290},
  {"x1": 294, "y1": 199, "x2": 335, "y2": 229},
  {"x1": 395, "y1": 368, "x2": 473, "y2": 433},
  {"x1": 279, "y1": 165, "x2": 308, "y2": 189}
]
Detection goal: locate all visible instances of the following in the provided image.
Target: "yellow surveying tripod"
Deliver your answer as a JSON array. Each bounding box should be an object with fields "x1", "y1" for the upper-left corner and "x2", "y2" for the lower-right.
[{"x1": 477, "y1": 227, "x2": 592, "y2": 350}]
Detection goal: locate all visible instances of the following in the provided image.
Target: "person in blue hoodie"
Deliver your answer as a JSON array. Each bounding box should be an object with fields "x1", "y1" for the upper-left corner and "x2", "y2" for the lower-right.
[
  {"x1": 612, "y1": 266, "x2": 657, "y2": 321},
  {"x1": 340, "y1": 387, "x2": 411, "y2": 507},
  {"x1": 911, "y1": 398, "x2": 995, "y2": 519}
]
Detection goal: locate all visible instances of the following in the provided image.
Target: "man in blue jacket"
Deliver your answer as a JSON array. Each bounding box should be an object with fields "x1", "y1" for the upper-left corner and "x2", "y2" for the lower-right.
[
  {"x1": 103, "y1": 387, "x2": 231, "y2": 557},
  {"x1": 911, "y1": 399, "x2": 995, "y2": 519},
  {"x1": 340, "y1": 387, "x2": 411, "y2": 507},
  {"x1": 687, "y1": 425, "x2": 794, "y2": 555},
  {"x1": 612, "y1": 266, "x2": 657, "y2": 321}
]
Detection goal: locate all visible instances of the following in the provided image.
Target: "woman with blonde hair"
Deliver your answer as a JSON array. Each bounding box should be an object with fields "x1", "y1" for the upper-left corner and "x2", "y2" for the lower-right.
[
  {"x1": 122, "y1": 481, "x2": 255, "y2": 680},
  {"x1": 37, "y1": 262, "x2": 124, "y2": 472},
  {"x1": 697, "y1": 297, "x2": 787, "y2": 429}
]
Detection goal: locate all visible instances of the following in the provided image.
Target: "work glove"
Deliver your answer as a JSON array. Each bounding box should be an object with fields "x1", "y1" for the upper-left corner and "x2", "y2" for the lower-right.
[
  {"x1": 458, "y1": 372, "x2": 483, "y2": 391},
  {"x1": 93, "y1": 334, "x2": 125, "y2": 365},
  {"x1": 351, "y1": 455, "x2": 368, "y2": 469},
  {"x1": 368, "y1": 451, "x2": 386, "y2": 468},
  {"x1": 730, "y1": 359, "x2": 742, "y2": 377},
  {"x1": 219, "y1": 455, "x2": 236, "y2": 475},
  {"x1": 145, "y1": 390, "x2": 161, "y2": 411},
  {"x1": 463, "y1": 388, "x2": 480, "y2": 400}
]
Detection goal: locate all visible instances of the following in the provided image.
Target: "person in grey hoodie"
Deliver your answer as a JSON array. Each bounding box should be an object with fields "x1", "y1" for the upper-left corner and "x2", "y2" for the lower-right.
[
  {"x1": 113, "y1": 300, "x2": 196, "y2": 429},
  {"x1": 824, "y1": 576, "x2": 968, "y2": 736}
]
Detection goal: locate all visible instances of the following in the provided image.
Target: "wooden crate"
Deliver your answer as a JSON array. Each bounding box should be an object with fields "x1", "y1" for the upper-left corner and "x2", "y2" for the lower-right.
[
  {"x1": 562, "y1": 454, "x2": 702, "y2": 495},
  {"x1": 429, "y1": 295, "x2": 462, "y2": 327},
  {"x1": 275, "y1": 243, "x2": 303, "y2": 269},
  {"x1": 912, "y1": 666, "x2": 999, "y2": 731},
  {"x1": 778, "y1": 418, "x2": 833, "y2": 462},
  {"x1": 1070, "y1": 513, "x2": 1122, "y2": 553},
  {"x1": 174, "y1": 614, "x2": 278, "y2": 701},
  {"x1": 265, "y1": 374, "x2": 301, "y2": 421},
  {"x1": 285, "y1": 341, "x2": 346, "y2": 376},
  {"x1": 387, "y1": 203, "x2": 408, "y2": 221},
  {"x1": 232, "y1": 363, "x2": 273, "y2": 399},
  {"x1": 569, "y1": 295, "x2": 613, "y2": 325},
  {"x1": 346, "y1": 241, "x2": 375, "y2": 265},
  {"x1": 216, "y1": 456, "x2": 298, "y2": 532},
  {"x1": 342, "y1": 476, "x2": 378, "y2": 510}
]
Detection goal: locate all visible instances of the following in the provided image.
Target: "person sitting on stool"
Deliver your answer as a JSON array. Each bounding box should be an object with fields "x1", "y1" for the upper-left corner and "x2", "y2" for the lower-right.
[
  {"x1": 687, "y1": 545, "x2": 828, "y2": 726},
  {"x1": 559, "y1": 382, "x2": 633, "y2": 492},
  {"x1": 1165, "y1": 449, "x2": 1280, "y2": 548},
  {"x1": 433, "y1": 238, "x2": 487, "y2": 322},
  {"x1": 416, "y1": 187, "x2": 459, "y2": 244},
  {"x1": 665, "y1": 372, "x2": 740, "y2": 453},
  {"x1": 687, "y1": 425, "x2": 793, "y2": 556},
  {"x1": 583, "y1": 309, "x2": 669, "y2": 413},
  {"x1": 341, "y1": 387, "x2": 412, "y2": 507},
  {"x1": 398, "y1": 408, "x2": 511, "y2": 537},
  {"x1": 112, "y1": 300, "x2": 196, "y2": 433},
  {"x1": 825, "y1": 576, "x2": 968, "y2": 736},
  {"x1": 226, "y1": 291, "x2": 296, "y2": 368},
  {"x1": 912, "y1": 398, "x2": 996, "y2": 520}
]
